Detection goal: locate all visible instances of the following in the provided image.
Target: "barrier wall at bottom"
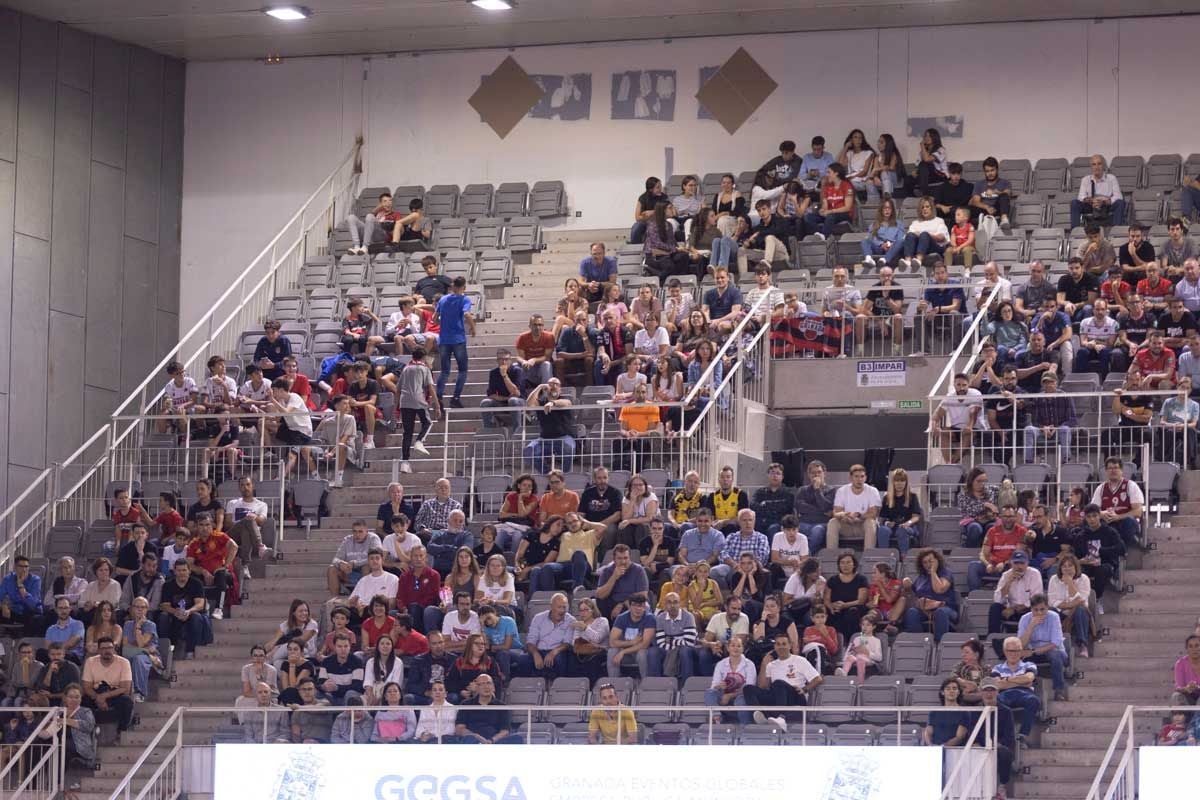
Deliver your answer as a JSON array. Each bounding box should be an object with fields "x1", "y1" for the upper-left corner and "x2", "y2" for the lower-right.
[{"x1": 212, "y1": 743, "x2": 944, "y2": 800}]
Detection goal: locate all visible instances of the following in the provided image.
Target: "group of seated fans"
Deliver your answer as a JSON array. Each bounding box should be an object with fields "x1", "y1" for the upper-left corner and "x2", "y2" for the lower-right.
[
  {"x1": 0, "y1": 476, "x2": 284, "y2": 754},
  {"x1": 157, "y1": 452, "x2": 1134, "y2": 768}
]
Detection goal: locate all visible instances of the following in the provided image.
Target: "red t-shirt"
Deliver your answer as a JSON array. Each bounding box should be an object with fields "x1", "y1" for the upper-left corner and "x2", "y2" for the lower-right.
[
  {"x1": 952, "y1": 223, "x2": 974, "y2": 247},
  {"x1": 982, "y1": 524, "x2": 1028, "y2": 566},
  {"x1": 155, "y1": 509, "x2": 184, "y2": 539},
  {"x1": 290, "y1": 373, "x2": 315, "y2": 410},
  {"x1": 186, "y1": 531, "x2": 234, "y2": 573},
  {"x1": 516, "y1": 331, "x2": 556, "y2": 360},
  {"x1": 395, "y1": 629, "x2": 430, "y2": 657},
  {"x1": 1135, "y1": 347, "x2": 1176, "y2": 382},
  {"x1": 1100, "y1": 278, "x2": 1131, "y2": 304},
  {"x1": 419, "y1": 307, "x2": 440, "y2": 335},
  {"x1": 822, "y1": 180, "x2": 855, "y2": 216},
  {"x1": 361, "y1": 615, "x2": 397, "y2": 650},
  {"x1": 1136, "y1": 277, "x2": 1172, "y2": 301}
]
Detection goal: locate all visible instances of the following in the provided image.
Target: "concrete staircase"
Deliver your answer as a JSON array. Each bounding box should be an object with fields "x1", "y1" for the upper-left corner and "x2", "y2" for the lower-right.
[
  {"x1": 71, "y1": 228, "x2": 618, "y2": 799},
  {"x1": 1012, "y1": 472, "x2": 1199, "y2": 800}
]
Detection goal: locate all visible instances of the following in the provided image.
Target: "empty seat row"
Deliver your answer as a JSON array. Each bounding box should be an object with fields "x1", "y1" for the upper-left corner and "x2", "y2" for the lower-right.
[{"x1": 349, "y1": 181, "x2": 565, "y2": 221}]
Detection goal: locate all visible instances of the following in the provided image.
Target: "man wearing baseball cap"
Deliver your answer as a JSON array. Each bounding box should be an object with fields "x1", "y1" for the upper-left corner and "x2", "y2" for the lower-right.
[
  {"x1": 987, "y1": 550, "x2": 1042, "y2": 637},
  {"x1": 978, "y1": 679, "x2": 1016, "y2": 800}
]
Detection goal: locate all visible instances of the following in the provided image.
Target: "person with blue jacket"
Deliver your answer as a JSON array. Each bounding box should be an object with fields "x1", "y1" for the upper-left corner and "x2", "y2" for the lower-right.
[{"x1": 0, "y1": 554, "x2": 42, "y2": 635}]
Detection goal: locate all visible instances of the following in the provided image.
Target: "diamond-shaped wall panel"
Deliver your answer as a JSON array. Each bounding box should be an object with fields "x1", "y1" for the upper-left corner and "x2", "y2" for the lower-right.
[
  {"x1": 469, "y1": 56, "x2": 543, "y2": 139},
  {"x1": 696, "y1": 47, "x2": 778, "y2": 135}
]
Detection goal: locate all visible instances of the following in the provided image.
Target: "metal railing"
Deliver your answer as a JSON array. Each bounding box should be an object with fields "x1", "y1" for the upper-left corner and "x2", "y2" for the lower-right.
[
  {"x1": 0, "y1": 140, "x2": 363, "y2": 572},
  {"x1": 1082, "y1": 704, "x2": 1199, "y2": 800},
  {"x1": 770, "y1": 283, "x2": 986, "y2": 360},
  {"x1": 0, "y1": 707, "x2": 67, "y2": 799},
  {"x1": 104, "y1": 703, "x2": 996, "y2": 800}
]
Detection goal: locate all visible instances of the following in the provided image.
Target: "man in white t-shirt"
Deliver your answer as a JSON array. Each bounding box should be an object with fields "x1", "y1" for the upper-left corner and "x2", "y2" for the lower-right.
[
  {"x1": 933, "y1": 372, "x2": 983, "y2": 463},
  {"x1": 440, "y1": 591, "x2": 481, "y2": 653},
  {"x1": 238, "y1": 364, "x2": 272, "y2": 415},
  {"x1": 225, "y1": 476, "x2": 273, "y2": 579},
  {"x1": 314, "y1": 394, "x2": 359, "y2": 488},
  {"x1": 341, "y1": 548, "x2": 399, "y2": 624},
  {"x1": 745, "y1": 631, "x2": 823, "y2": 730},
  {"x1": 698, "y1": 596, "x2": 751, "y2": 676},
  {"x1": 769, "y1": 515, "x2": 810, "y2": 585},
  {"x1": 269, "y1": 378, "x2": 316, "y2": 477},
  {"x1": 826, "y1": 464, "x2": 882, "y2": 550},
  {"x1": 1075, "y1": 298, "x2": 1123, "y2": 378}
]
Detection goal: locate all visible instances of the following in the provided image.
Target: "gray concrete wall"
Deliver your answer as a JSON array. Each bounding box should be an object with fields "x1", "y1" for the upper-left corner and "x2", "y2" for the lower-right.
[{"x1": 0, "y1": 10, "x2": 184, "y2": 509}]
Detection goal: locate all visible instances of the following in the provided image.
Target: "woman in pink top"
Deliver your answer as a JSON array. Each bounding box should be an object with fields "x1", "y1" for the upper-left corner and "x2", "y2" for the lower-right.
[{"x1": 1171, "y1": 635, "x2": 1200, "y2": 706}]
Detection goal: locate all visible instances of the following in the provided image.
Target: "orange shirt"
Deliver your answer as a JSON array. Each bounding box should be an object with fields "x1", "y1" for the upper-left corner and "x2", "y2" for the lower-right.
[
  {"x1": 539, "y1": 489, "x2": 580, "y2": 519},
  {"x1": 186, "y1": 531, "x2": 234, "y2": 573},
  {"x1": 620, "y1": 404, "x2": 661, "y2": 433}
]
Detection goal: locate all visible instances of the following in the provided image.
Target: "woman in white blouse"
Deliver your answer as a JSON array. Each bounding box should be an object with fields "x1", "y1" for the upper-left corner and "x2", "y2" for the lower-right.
[
  {"x1": 898, "y1": 196, "x2": 949, "y2": 269},
  {"x1": 475, "y1": 554, "x2": 516, "y2": 617},
  {"x1": 363, "y1": 634, "x2": 404, "y2": 704},
  {"x1": 704, "y1": 634, "x2": 756, "y2": 724},
  {"x1": 79, "y1": 558, "x2": 122, "y2": 625},
  {"x1": 837, "y1": 129, "x2": 876, "y2": 197},
  {"x1": 413, "y1": 681, "x2": 457, "y2": 742},
  {"x1": 1048, "y1": 554, "x2": 1093, "y2": 658}
]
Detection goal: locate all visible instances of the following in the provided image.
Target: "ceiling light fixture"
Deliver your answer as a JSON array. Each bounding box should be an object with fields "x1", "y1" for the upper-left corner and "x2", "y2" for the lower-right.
[
  {"x1": 470, "y1": 0, "x2": 516, "y2": 10},
  {"x1": 263, "y1": 6, "x2": 312, "y2": 21}
]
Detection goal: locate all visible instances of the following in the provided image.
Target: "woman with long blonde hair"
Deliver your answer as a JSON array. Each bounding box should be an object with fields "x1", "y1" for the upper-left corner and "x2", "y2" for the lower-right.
[{"x1": 877, "y1": 468, "x2": 923, "y2": 555}]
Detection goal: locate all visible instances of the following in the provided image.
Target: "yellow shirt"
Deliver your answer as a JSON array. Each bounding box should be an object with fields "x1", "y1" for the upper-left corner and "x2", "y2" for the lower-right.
[
  {"x1": 588, "y1": 706, "x2": 638, "y2": 744},
  {"x1": 670, "y1": 490, "x2": 704, "y2": 524},
  {"x1": 709, "y1": 489, "x2": 744, "y2": 522},
  {"x1": 557, "y1": 528, "x2": 597, "y2": 567}
]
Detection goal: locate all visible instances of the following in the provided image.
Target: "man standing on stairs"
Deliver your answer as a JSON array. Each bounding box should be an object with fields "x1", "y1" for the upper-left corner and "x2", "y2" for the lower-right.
[
  {"x1": 1091, "y1": 456, "x2": 1144, "y2": 550},
  {"x1": 1017, "y1": 594, "x2": 1070, "y2": 702},
  {"x1": 433, "y1": 276, "x2": 475, "y2": 409}
]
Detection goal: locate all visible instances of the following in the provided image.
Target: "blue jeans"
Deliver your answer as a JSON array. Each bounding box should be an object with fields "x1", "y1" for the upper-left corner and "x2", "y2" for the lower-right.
[
  {"x1": 128, "y1": 652, "x2": 153, "y2": 696},
  {"x1": 514, "y1": 649, "x2": 570, "y2": 679},
  {"x1": 630, "y1": 221, "x2": 648, "y2": 244},
  {"x1": 967, "y1": 561, "x2": 1002, "y2": 592},
  {"x1": 523, "y1": 436, "x2": 576, "y2": 474},
  {"x1": 530, "y1": 551, "x2": 591, "y2": 591},
  {"x1": 1024, "y1": 424, "x2": 1072, "y2": 463},
  {"x1": 860, "y1": 239, "x2": 903, "y2": 267},
  {"x1": 1112, "y1": 516, "x2": 1140, "y2": 549},
  {"x1": 704, "y1": 687, "x2": 752, "y2": 724},
  {"x1": 437, "y1": 341, "x2": 468, "y2": 400},
  {"x1": 798, "y1": 522, "x2": 827, "y2": 553},
  {"x1": 961, "y1": 522, "x2": 985, "y2": 548},
  {"x1": 804, "y1": 210, "x2": 851, "y2": 237},
  {"x1": 1070, "y1": 198, "x2": 1126, "y2": 229},
  {"x1": 607, "y1": 645, "x2": 662, "y2": 678},
  {"x1": 711, "y1": 236, "x2": 738, "y2": 268},
  {"x1": 1074, "y1": 346, "x2": 1114, "y2": 376},
  {"x1": 902, "y1": 232, "x2": 945, "y2": 259},
  {"x1": 876, "y1": 524, "x2": 916, "y2": 554},
  {"x1": 999, "y1": 688, "x2": 1041, "y2": 736},
  {"x1": 902, "y1": 605, "x2": 958, "y2": 642},
  {"x1": 1061, "y1": 605, "x2": 1092, "y2": 647}
]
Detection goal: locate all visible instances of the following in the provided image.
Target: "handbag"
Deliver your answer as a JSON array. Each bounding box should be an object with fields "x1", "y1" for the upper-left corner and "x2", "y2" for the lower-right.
[{"x1": 375, "y1": 718, "x2": 409, "y2": 739}]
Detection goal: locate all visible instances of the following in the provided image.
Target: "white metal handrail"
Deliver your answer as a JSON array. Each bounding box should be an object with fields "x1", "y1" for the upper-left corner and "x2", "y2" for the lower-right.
[
  {"x1": 1086, "y1": 703, "x2": 1137, "y2": 800},
  {"x1": 0, "y1": 707, "x2": 64, "y2": 796},
  {"x1": 0, "y1": 139, "x2": 362, "y2": 571},
  {"x1": 926, "y1": 281, "x2": 1005, "y2": 402}
]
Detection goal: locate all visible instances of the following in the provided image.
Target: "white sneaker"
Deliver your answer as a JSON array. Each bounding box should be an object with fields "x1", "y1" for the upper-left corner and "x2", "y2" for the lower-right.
[
  {"x1": 412, "y1": 439, "x2": 430, "y2": 456},
  {"x1": 752, "y1": 710, "x2": 768, "y2": 726},
  {"x1": 400, "y1": 461, "x2": 412, "y2": 474},
  {"x1": 363, "y1": 439, "x2": 375, "y2": 450},
  {"x1": 1000, "y1": 214, "x2": 1011, "y2": 232},
  {"x1": 899, "y1": 257, "x2": 911, "y2": 269},
  {"x1": 211, "y1": 608, "x2": 224, "y2": 621},
  {"x1": 862, "y1": 255, "x2": 875, "y2": 267},
  {"x1": 133, "y1": 691, "x2": 145, "y2": 704},
  {"x1": 835, "y1": 667, "x2": 847, "y2": 676},
  {"x1": 241, "y1": 565, "x2": 251, "y2": 580},
  {"x1": 912, "y1": 255, "x2": 923, "y2": 267},
  {"x1": 811, "y1": 232, "x2": 826, "y2": 241},
  {"x1": 329, "y1": 472, "x2": 344, "y2": 489},
  {"x1": 767, "y1": 715, "x2": 788, "y2": 732}
]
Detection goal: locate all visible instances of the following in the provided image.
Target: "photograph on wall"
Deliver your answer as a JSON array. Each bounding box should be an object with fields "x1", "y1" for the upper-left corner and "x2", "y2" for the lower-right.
[
  {"x1": 697, "y1": 66, "x2": 719, "y2": 119},
  {"x1": 529, "y1": 73, "x2": 592, "y2": 120},
  {"x1": 906, "y1": 115, "x2": 964, "y2": 138},
  {"x1": 611, "y1": 70, "x2": 676, "y2": 121},
  {"x1": 475, "y1": 72, "x2": 592, "y2": 122}
]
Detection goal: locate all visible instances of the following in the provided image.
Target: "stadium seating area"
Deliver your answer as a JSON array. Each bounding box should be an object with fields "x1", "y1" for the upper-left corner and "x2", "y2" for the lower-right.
[{"x1": 6, "y1": 143, "x2": 1200, "y2": 800}]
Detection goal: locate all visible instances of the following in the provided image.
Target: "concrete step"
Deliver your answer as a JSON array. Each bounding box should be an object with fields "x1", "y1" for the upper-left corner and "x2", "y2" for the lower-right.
[
  {"x1": 1067, "y1": 685, "x2": 1170, "y2": 703},
  {"x1": 1124, "y1": 567, "x2": 1200, "y2": 585},
  {"x1": 1011, "y1": 780, "x2": 1098, "y2": 799},
  {"x1": 1100, "y1": 610, "x2": 1197, "y2": 629}
]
